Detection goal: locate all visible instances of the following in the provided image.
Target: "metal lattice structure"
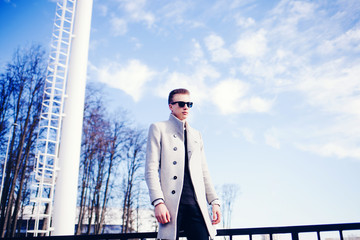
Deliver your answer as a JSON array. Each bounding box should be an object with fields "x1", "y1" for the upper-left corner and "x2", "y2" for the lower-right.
[{"x1": 27, "y1": 0, "x2": 77, "y2": 236}]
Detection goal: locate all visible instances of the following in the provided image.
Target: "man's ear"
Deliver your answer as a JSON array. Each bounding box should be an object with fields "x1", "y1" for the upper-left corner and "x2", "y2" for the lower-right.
[{"x1": 169, "y1": 104, "x2": 173, "y2": 111}]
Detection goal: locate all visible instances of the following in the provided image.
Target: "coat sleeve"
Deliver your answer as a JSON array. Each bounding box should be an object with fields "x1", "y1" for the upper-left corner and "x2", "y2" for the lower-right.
[
  {"x1": 199, "y1": 132, "x2": 220, "y2": 206},
  {"x1": 145, "y1": 123, "x2": 165, "y2": 204}
]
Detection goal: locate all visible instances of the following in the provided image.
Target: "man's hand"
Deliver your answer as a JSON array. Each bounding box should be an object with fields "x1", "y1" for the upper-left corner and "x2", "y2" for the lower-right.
[
  {"x1": 155, "y1": 203, "x2": 171, "y2": 224},
  {"x1": 211, "y1": 204, "x2": 221, "y2": 225}
]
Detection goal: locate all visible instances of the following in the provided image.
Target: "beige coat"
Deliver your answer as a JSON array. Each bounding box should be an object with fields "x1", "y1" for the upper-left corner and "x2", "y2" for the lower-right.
[{"x1": 145, "y1": 114, "x2": 219, "y2": 240}]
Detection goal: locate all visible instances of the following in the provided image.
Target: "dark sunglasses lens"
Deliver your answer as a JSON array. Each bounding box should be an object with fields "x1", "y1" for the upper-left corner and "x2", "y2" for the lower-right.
[
  {"x1": 174, "y1": 101, "x2": 193, "y2": 108},
  {"x1": 178, "y1": 102, "x2": 185, "y2": 107}
]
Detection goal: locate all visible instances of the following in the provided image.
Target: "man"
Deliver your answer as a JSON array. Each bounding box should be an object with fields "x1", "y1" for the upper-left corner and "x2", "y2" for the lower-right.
[{"x1": 145, "y1": 88, "x2": 221, "y2": 240}]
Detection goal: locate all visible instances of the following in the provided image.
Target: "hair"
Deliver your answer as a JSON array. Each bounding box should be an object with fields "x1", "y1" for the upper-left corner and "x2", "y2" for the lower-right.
[{"x1": 168, "y1": 88, "x2": 190, "y2": 104}]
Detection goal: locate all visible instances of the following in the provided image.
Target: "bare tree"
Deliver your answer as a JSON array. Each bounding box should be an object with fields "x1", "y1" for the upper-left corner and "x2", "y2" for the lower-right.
[
  {"x1": 120, "y1": 128, "x2": 146, "y2": 233},
  {"x1": 0, "y1": 45, "x2": 46, "y2": 237},
  {"x1": 0, "y1": 47, "x2": 152, "y2": 236},
  {"x1": 76, "y1": 86, "x2": 132, "y2": 235},
  {"x1": 77, "y1": 86, "x2": 108, "y2": 234},
  {"x1": 220, "y1": 184, "x2": 240, "y2": 229},
  {"x1": 0, "y1": 69, "x2": 13, "y2": 150},
  {"x1": 94, "y1": 116, "x2": 129, "y2": 234}
]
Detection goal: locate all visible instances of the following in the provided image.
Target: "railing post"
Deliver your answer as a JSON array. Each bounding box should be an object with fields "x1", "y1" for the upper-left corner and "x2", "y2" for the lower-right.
[{"x1": 291, "y1": 232, "x2": 299, "y2": 240}]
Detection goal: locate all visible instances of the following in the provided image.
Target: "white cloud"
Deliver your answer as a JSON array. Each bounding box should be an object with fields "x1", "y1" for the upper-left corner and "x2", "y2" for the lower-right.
[
  {"x1": 156, "y1": 73, "x2": 207, "y2": 104},
  {"x1": 262, "y1": 4, "x2": 360, "y2": 161},
  {"x1": 233, "y1": 29, "x2": 268, "y2": 58},
  {"x1": 289, "y1": 1, "x2": 315, "y2": 19},
  {"x1": 235, "y1": 15, "x2": 255, "y2": 28},
  {"x1": 130, "y1": 37, "x2": 143, "y2": 50},
  {"x1": 193, "y1": 64, "x2": 220, "y2": 82},
  {"x1": 248, "y1": 97, "x2": 273, "y2": 113},
  {"x1": 157, "y1": 64, "x2": 220, "y2": 104},
  {"x1": 211, "y1": 0, "x2": 255, "y2": 12},
  {"x1": 204, "y1": 34, "x2": 232, "y2": 63},
  {"x1": 156, "y1": 72, "x2": 193, "y2": 100},
  {"x1": 96, "y1": 60, "x2": 156, "y2": 101},
  {"x1": 158, "y1": 34, "x2": 273, "y2": 115},
  {"x1": 293, "y1": 116, "x2": 360, "y2": 160},
  {"x1": 211, "y1": 79, "x2": 273, "y2": 114},
  {"x1": 89, "y1": 39, "x2": 108, "y2": 52},
  {"x1": 159, "y1": 1, "x2": 191, "y2": 25},
  {"x1": 318, "y1": 28, "x2": 360, "y2": 54},
  {"x1": 98, "y1": 4, "x2": 108, "y2": 16},
  {"x1": 204, "y1": 34, "x2": 225, "y2": 51},
  {"x1": 212, "y1": 79, "x2": 249, "y2": 114},
  {"x1": 265, "y1": 128, "x2": 280, "y2": 149},
  {"x1": 295, "y1": 61, "x2": 360, "y2": 117},
  {"x1": 210, "y1": 48, "x2": 231, "y2": 63},
  {"x1": 122, "y1": 0, "x2": 155, "y2": 27},
  {"x1": 239, "y1": 128, "x2": 255, "y2": 144},
  {"x1": 298, "y1": 143, "x2": 360, "y2": 159},
  {"x1": 269, "y1": 0, "x2": 316, "y2": 26},
  {"x1": 190, "y1": 39, "x2": 205, "y2": 63},
  {"x1": 159, "y1": 72, "x2": 273, "y2": 115},
  {"x1": 110, "y1": 17, "x2": 127, "y2": 36},
  {"x1": 155, "y1": 1, "x2": 204, "y2": 30}
]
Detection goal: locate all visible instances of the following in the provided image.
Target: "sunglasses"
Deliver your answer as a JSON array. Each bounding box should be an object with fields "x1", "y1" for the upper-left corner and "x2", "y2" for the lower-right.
[{"x1": 171, "y1": 101, "x2": 193, "y2": 108}]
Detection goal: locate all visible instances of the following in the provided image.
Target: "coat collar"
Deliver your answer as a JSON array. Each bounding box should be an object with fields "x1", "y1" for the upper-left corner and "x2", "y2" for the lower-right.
[
  {"x1": 169, "y1": 114, "x2": 197, "y2": 159},
  {"x1": 169, "y1": 114, "x2": 193, "y2": 139}
]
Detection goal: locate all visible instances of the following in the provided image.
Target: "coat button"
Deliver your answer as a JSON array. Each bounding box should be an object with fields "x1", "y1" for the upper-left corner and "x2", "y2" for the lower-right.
[
  {"x1": 173, "y1": 176, "x2": 177, "y2": 180},
  {"x1": 173, "y1": 161, "x2": 177, "y2": 165},
  {"x1": 173, "y1": 147, "x2": 177, "y2": 151},
  {"x1": 171, "y1": 190, "x2": 176, "y2": 194},
  {"x1": 173, "y1": 134, "x2": 177, "y2": 138}
]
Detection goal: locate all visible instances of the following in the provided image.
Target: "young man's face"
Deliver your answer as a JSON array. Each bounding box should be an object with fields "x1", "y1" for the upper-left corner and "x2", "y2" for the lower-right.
[{"x1": 169, "y1": 93, "x2": 191, "y2": 121}]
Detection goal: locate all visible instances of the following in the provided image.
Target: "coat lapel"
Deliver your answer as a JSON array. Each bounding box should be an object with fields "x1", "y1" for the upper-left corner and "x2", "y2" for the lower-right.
[
  {"x1": 169, "y1": 114, "x2": 185, "y2": 142},
  {"x1": 168, "y1": 114, "x2": 198, "y2": 161},
  {"x1": 185, "y1": 124, "x2": 198, "y2": 160}
]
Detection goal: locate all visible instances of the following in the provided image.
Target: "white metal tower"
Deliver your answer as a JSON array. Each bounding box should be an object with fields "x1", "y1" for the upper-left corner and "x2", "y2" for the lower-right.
[
  {"x1": 53, "y1": 0, "x2": 93, "y2": 235},
  {"x1": 28, "y1": 0, "x2": 76, "y2": 236},
  {"x1": 28, "y1": 0, "x2": 93, "y2": 236}
]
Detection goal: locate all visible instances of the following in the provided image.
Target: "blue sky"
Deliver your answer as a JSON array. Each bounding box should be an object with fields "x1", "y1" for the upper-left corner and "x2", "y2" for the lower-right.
[{"x1": 1, "y1": 0, "x2": 360, "y2": 229}]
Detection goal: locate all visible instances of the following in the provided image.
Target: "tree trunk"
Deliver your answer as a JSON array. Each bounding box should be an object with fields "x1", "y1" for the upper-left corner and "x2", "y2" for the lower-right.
[
  {"x1": 10, "y1": 138, "x2": 32, "y2": 237},
  {"x1": 3, "y1": 102, "x2": 32, "y2": 237},
  {"x1": 0, "y1": 125, "x2": 17, "y2": 237},
  {"x1": 76, "y1": 149, "x2": 91, "y2": 235},
  {"x1": 97, "y1": 152, "x2": 114, "y2": 234}
]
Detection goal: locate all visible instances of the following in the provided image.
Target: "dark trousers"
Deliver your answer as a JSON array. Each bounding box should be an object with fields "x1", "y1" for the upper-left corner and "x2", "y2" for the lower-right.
[{"x1": 176, "y1": 203, "x2": 209, "y2": 240}]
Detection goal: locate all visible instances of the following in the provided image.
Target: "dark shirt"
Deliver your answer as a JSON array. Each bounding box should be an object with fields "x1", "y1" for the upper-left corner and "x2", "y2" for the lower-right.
[{"x1": 180, "y1": 129, "x2": 197, "y2": 205}]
